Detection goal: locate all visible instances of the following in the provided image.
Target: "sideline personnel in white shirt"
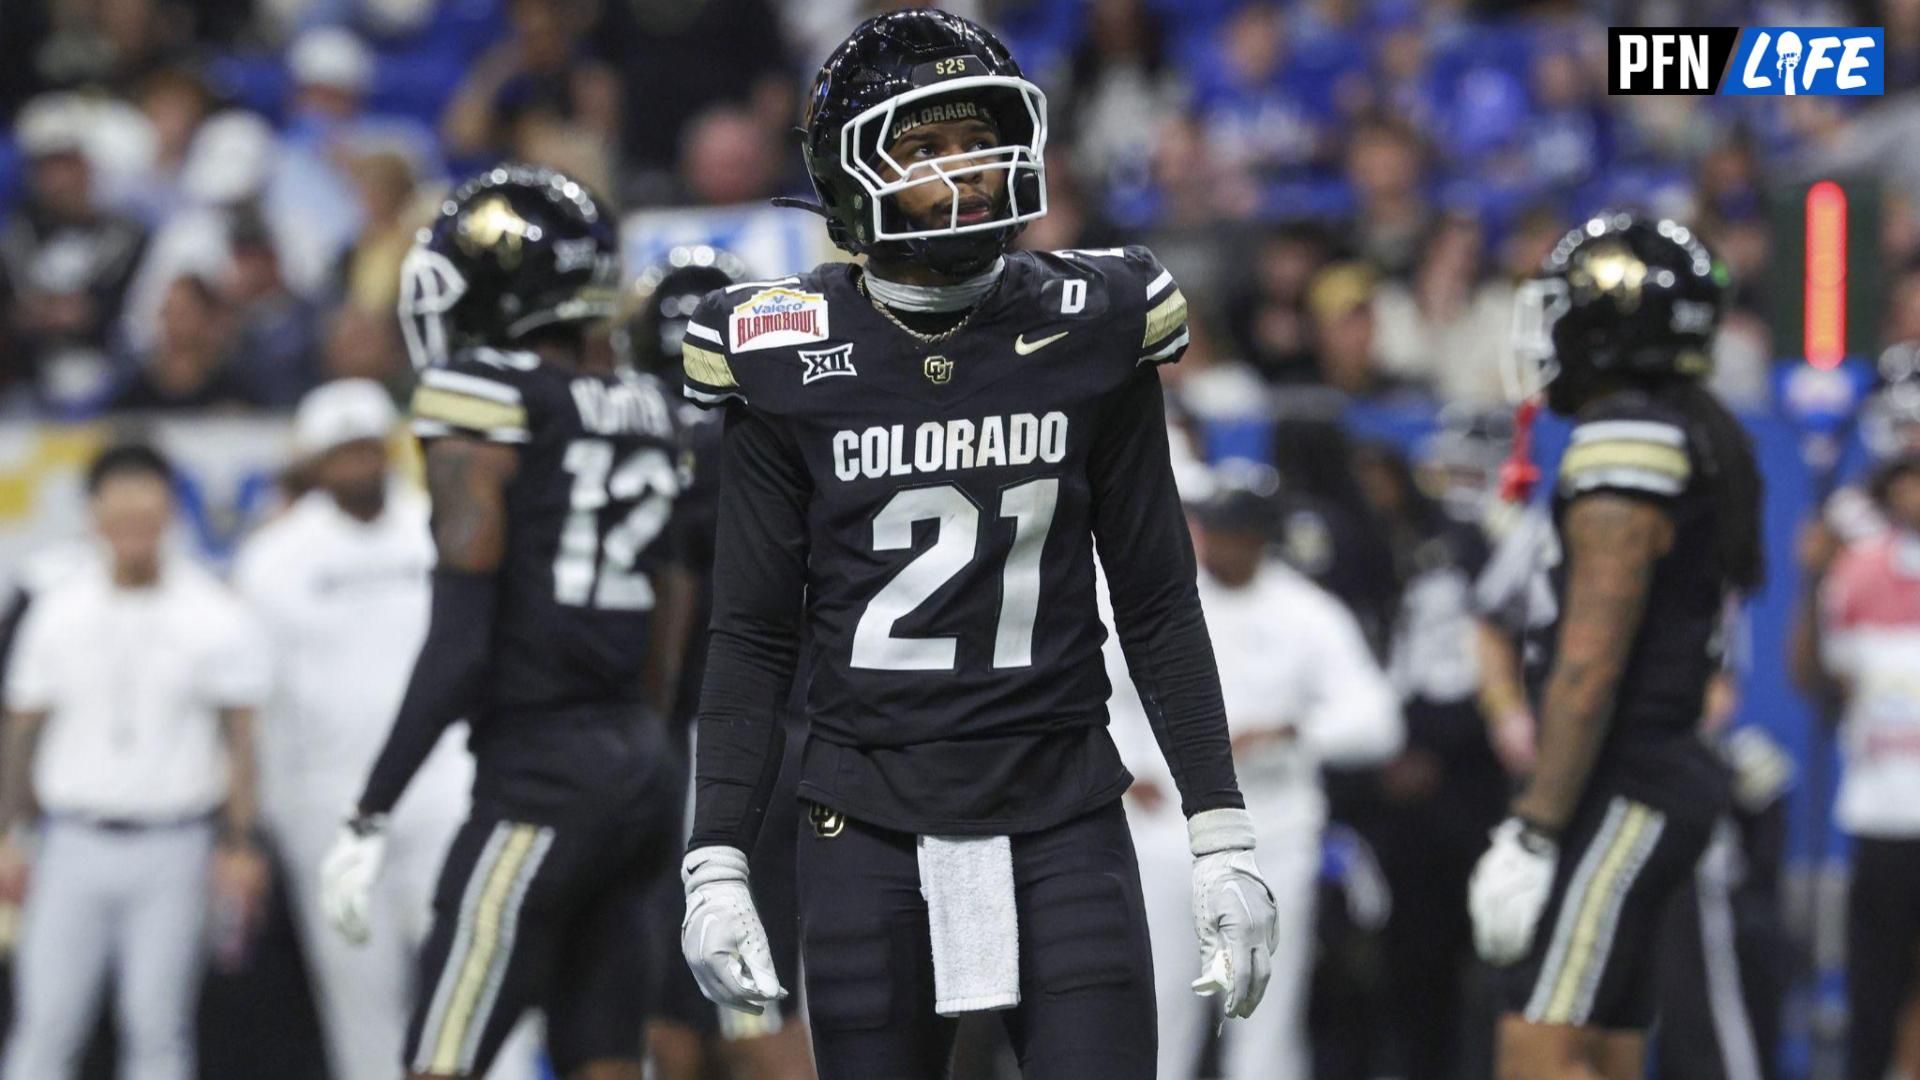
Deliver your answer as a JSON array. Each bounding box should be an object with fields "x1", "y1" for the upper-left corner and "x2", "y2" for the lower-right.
[
  {"x1": 1109, "y1": 468, "x2": 1403, "y2": 1080},
  {"x1": 1808, "y1": 450, "x2": 1920, "y2": 1080},
  {"x1": 0, "y1": 443, "x2": 271, "y2": 1080},
  {"x1": 233, "y1": 380, "x2": 537, "y2": 1080}
]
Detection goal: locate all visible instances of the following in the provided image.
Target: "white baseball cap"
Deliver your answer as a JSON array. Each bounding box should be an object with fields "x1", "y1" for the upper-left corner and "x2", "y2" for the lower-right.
[
  {"x1": 179, "y1": 110, "x2": 275, "y2": 206},
  {"x1": 16, "y1": 93, "x2": 89, "y2": 158},
  {"x1": 294, "y1": 379, "x2": 398, "y2": 459},
  {"x1": 289, "y1": 27, "x2": 373, "y2": 93}
]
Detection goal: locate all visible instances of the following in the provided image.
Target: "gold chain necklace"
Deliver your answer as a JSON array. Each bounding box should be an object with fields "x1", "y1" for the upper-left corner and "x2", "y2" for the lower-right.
[{"x1": 858, "y1": 270, "x2": 985, "y2": 345}]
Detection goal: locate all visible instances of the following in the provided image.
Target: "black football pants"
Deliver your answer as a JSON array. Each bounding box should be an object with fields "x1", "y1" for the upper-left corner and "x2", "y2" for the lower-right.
[
  {"x1": 1847, "y1": 835, "x2": 1920, "y2": 1080},
  {"x1": 795, "y1": 798, "x2": 1157, "y2": 1080}
]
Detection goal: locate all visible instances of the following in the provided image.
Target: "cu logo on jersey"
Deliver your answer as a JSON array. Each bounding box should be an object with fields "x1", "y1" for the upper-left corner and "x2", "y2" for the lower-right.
[
  {"x1": 924, "y1": 355, "x2": 955, "y2": 384},
  {"x1": 808, "y1": 803, "x2": 845, "y2": 838}
]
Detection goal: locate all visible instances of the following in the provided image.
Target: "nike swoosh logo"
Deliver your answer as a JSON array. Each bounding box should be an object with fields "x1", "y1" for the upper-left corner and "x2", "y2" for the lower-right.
[{"x1": 1014, "y1": 330, "x2": 1070, "y2": 355}]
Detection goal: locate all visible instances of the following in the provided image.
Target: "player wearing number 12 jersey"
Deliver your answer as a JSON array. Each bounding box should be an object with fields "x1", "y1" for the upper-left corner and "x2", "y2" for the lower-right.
[
  {"x1": 676, "y1": 11, "x2": 1276, "y2": 1080},
  {"x1": 318, "y1": 166, "x2": 686, "y2": 1080}
]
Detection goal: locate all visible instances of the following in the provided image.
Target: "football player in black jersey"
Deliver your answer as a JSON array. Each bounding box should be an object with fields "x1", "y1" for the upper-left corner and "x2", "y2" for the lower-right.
[
  {"x1": 675, "y1": 10, "x2": 1276, "y2": 1079},
  {"x1": 317, "y1": 166, "x2": 687, "y2": 1080},
  {"x1": 1469, "y1": 214, "x2": 1764, "y2": 1080},
  {"x1": 619, "y1": 248, "x2": 818, "y2": 1080}
]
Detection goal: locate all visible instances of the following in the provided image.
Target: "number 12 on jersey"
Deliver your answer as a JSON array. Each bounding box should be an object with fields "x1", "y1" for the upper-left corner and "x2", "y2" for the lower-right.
[
  {"x1": 852, "y1": 478, "x2": 1058, "y2": 671},
  {"x1": 555, "y1": 438, "x2": 678, "y2": 611}
]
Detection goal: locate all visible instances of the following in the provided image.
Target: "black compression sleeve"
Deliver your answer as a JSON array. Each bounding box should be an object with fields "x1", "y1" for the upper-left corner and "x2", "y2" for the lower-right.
[
  {"x1": 688, "y1": 408, "x2": 810, "y2": 852},
  {"x1": 1091, "y1": 370, "x2": 1244, "y2": 817},
  {"x1": 357, "y1": 568, "x2": 496, "y2": 816}
]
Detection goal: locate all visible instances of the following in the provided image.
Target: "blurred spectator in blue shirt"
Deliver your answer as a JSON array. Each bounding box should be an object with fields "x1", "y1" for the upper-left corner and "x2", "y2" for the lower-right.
[
  {"x1": 1283, "y1": 0, "x2": 1375, "y2": 118},
  {"x1": 1191, "y1": 6, "x2": 1333, "y2": 189},
  {"x1": 1436, "y1": 59, "x2": 1530, "y2": 180},
  {"x1": 441, "y1": 0, "x2": 619, "y2": 188},
  {"x1": 0, "y1": 95, "x2": 149, "y2": 413},
  {"x1": 256, "y1": 0, "x2": 439, "y2": 43},
  {"x1": 1519, "y1": 42, "x2": 1612, "y2": 195},
  {"x1": 266, "y1": 27, "x2": 440, "y2": 298},
  {"x1": 1358, "y1": 3, "x2": 1441, "y2": 140},
  {"x1": 120, "y1": 66, "x2": 217, "y2": 229},
  {"x1": 224, "y1": 211, "x2": 323, "y2": 409}
]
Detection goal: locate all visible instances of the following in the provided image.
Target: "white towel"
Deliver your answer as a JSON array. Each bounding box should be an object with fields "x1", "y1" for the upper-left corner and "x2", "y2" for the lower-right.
[{"x1": 917, "y1": 834, "x2": 1020, "y2": 1015}]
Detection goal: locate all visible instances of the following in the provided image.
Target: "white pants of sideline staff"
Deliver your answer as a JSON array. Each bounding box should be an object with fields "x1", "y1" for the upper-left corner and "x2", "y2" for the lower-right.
[
  {"x1": 4, "y1": 818, "x2": 214, "y2": 1080},
  {"x1": 270, "y1": 759, "x2": 541, "y2": 1080},
  {"x1": 1131, "y1": 787, "x2": 1320, "y2": 1080}
]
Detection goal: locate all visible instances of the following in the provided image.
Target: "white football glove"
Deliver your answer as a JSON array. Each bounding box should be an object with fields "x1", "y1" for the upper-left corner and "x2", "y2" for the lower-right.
[
  {"x1": 1187, "y1": 808, "x2": 1279, "y2": 1019},
  {"x1": 1469, "y1": 817, "x2": 1559, "y2": 965},
  {"x1": 320, "y1": 815, "x2": 388, "y2": 946},
  {"x1": 681, "y1": 846, "x2": 787, "y2": 1014}
]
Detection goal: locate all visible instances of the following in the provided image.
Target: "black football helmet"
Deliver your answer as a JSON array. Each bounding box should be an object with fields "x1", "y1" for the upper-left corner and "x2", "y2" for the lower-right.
[
  {"x1": 614, "y1": 244, "x2": 751, "y2": 378},
  {"x1": 789, "y1": 8, "x2": 1047, "y2": 276},
  {"x1": 398, "y1": 163, "x2": 620, "y2": 371},
  {"x1": 1509, "y1": 213, "x2": 1726, "y2": 415}
]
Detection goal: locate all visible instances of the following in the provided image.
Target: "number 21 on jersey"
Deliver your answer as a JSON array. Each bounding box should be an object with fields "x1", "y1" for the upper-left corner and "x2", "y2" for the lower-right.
[{"x1": 852, "y1": 478, "x2": 1058, "y2": 671}]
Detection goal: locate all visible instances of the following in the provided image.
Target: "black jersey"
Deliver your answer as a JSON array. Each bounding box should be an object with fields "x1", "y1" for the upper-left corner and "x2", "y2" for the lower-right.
[
  {"x1": 668, "y1": 405, "x2": 723, "y2": 742},
  {"x1": 1530, "y1": 390, "x2": 1731, "y2": 808},
  {"x1": 411, "y1": 347, "x2": 682, "y2": 714},
  {"x1": 683, "y1": 247, "x2": 1241, "y2": 844}
]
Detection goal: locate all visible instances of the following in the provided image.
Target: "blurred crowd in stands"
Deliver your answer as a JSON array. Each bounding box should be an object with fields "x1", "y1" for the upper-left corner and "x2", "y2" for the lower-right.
[{"x1": 3, "y1": 0, "x2": 1920, "y2": 423}]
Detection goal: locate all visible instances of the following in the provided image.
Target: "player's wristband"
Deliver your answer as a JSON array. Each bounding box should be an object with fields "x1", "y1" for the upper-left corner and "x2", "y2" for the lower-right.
[
  {"x1": 1187, "y1": 807, "x2": 1257, "y2": 856},
  {"x1": 1511, "y1": 814, "x2": 1561, "y2": 850}
]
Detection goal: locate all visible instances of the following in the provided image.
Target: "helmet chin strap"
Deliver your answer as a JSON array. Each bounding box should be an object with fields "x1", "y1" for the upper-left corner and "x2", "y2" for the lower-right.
[
  {"x1": 865, "y1": 256, "x2": 1005, "y2": 312},
  {"x1": 911, "y1": 232, "x2": 1011, "y2": 278}
]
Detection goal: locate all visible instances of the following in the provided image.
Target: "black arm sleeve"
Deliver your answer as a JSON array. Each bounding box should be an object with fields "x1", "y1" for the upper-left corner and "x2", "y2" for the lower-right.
[
  {"x1": 687, "y1": 407, "x2": 811, "y2": 852},
  {"x1": 357, "y1": 569, "x2": 497, "y2": 816},
  {"x1": 1091, "y1": 370, "x2": 1244, "y2": 818}
]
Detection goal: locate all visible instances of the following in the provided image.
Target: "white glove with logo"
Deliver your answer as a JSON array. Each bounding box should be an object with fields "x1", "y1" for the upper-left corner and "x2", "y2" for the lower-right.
[
  {"x1": 1469, "y1": 817, "x2": 1559, "y2": 965},
  {"x1": 1187, "y1": 808, "x2": 1279, "y2": 1019},
  {"x1": 320, "y1": 814, "x2": 388, "y2": 945},
  {"x1": 682, "y1": 846, "x2": 787, "y2": 1014}
]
